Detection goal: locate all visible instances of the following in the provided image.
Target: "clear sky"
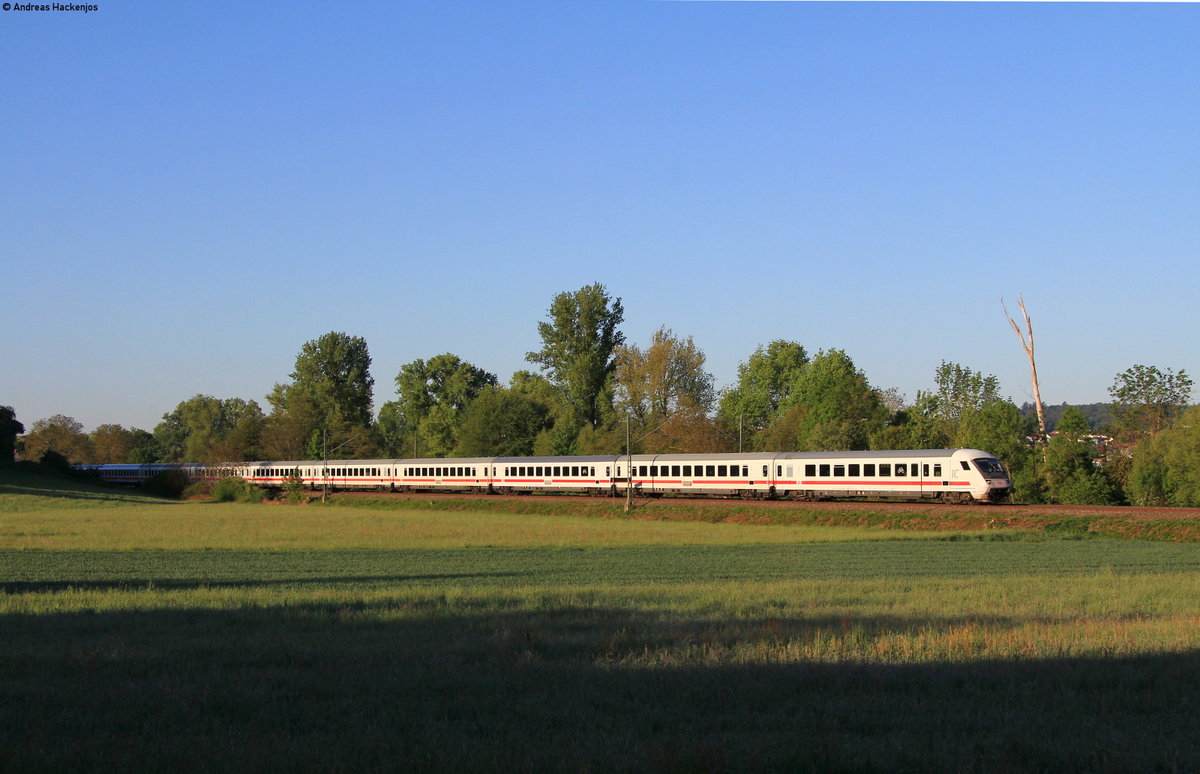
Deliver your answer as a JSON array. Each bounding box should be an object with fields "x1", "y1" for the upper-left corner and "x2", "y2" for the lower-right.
[{"x1": 2, "y1": 1, "x2": 1197, "y2": 432}]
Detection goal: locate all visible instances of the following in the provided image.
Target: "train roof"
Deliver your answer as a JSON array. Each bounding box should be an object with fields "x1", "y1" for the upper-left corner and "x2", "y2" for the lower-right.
[{"x1": 774, "y1": 449, "x2": 993, "y2": 460}]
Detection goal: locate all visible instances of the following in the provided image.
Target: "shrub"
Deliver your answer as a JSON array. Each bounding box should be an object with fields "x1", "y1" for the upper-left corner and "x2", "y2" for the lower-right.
[
  {"x1": 183, "y1": 479, "x2": 214, "y2": 498},
  {"x1": 141, "y1": 470, "x2": 191, "y2": 499},
  {"x1": 38, "y1": 450, "x2": 74, "y2": 475},
  {"x1": 212, "y1": 477, "x2": 265, "y2": 504},
  {"x1": 283, "y1": 470, "x2": 307, "y2": 504}
]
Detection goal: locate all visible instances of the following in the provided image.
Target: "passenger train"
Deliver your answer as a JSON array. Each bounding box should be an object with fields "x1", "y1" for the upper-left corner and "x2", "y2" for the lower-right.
[{"x1": 88, "y1": 448, "x2": 1012, "y2": 503}]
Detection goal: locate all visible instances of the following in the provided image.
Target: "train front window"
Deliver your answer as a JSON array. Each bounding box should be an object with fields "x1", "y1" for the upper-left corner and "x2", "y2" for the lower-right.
[{"x1": 973, "y1": 458, "x2": 1007, "y2": 477}]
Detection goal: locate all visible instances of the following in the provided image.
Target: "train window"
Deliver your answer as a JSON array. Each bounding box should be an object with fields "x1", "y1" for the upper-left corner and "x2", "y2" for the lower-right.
[
  {"x1": 636, "y1": 465, "x2": 645, "y2": 477},
  {"x1": 682, "y1": 465, "x2": 692, "y2": 476},
  {"x1": 706, "y1": 465, "x2": 715, "y2": 477},
  {"x1": 879, "y1": 464, "x2": 891, "y2": 476},
  {"x1": 763, "y1": 465, "x2": 769, "y2": 477},
  {"x1": 922, "y1": 464, "x2": 929, "y2": 477},
  {"x1": 934, "y1": 464, "x2": 942, "y2": 477},
  {"x1": 819, "y1": 464, "x2": 830, "y2": 477},
  {"x1": 617, "y1": 466, "x2": 622, "y2": 477},
  {"x1": 742, "y1": 466, "x2": 748, "y2": 477},
  {"x1": 961, "y1": 461, "x2": 971, "y2": 471},
  {"x1": 896, "y1": 465, "x2": 907, "y2": 477},
  {"x1": 776, "y1": 466, "x2": 782, "y2": 477},
  {"x1": 606, "y1": 466, "x2": 611, "y2": 477},
  {"x1": 572, "y1": 466, "x2": 580, "y2": 476},
  {"x1": 849, "y1": 464, "x2": 860, "y2": 476},
  {"x1": 833, "y1": 465, "x2": 845, "y2": 477},
  {"x1": 715, "y1": 465, "x2": 724, "y2": 477},
  {"x1": 649, "y1": 466, "x2": 657, "y2": 476},
  {"x1": 805, "y1": 464, "x2": 816, "y2": 477},
  {"x1": 552, "y1": 466, "x2": 560, "y2": 476},
  {"x1": 671, "y1": 465, "x2": 680, "y2": 476},
  {"x1": 786, "y1": 466, "x2": 793, "y2": 477}
]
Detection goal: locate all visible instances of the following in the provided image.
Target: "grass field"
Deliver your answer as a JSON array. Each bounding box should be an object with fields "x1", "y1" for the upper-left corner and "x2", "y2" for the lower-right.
[{"x1": 3, "y1": 469, "x2": 1199, "y2": 772}]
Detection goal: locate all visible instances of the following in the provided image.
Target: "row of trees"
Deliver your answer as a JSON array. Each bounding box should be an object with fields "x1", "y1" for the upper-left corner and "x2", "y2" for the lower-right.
[{"x1": 6, "y1": 284, "x2": 1196, "y2": 506}]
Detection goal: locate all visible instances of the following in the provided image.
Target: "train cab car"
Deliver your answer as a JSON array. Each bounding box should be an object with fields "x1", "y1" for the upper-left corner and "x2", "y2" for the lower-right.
[{"x1": 772, "y1": 449, "x2": 1010, "y2": 503}]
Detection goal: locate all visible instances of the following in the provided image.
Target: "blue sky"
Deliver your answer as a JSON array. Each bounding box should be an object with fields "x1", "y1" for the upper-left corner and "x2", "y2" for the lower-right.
[{"x1": 2, "y1": 1, "x2": 1197, "y2": 432}]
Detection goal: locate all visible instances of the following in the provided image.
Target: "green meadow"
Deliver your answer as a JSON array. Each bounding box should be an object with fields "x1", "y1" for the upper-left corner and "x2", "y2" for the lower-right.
[{"x1": 2, "y1": 470, "x2": 1199, "y2": 772}]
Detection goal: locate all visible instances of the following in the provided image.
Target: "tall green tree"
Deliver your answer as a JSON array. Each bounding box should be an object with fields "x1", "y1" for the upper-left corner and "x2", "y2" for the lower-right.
[
  {"x1": 267, "y1": 332, "x2": 375, "y2": 458},
  {"x1": 903, "y1": 361, "x2": 1004, "y2": 448},
  {"x1": 1, "y1": 406, "x2": 23, "y2": 463},
  {"x1": 1040, "y1": 405, "x2": 1116, "y2": 505},
  {"x1": 154, "y1": 395, "x2": 265, "y2": 463},
  {"x1": 278, "y1": 332, "x2": 375, "y2": 428},
  {"x1": 381, "y1": 354, "x2": 497, "y2": 457},
  {"x1": 89, "y1": 424, "x2": 134, "y2": 464},
  {"x1": 19, "y1": 415, "x2": 93, "y2": 464},
  {"x1": 717, "y1": 340, "x2": 809, "y2": 448},
  {"x1": 1128, "y1": 406, "x2": 1200, "y2": 507},
  {"x1": 125, "y1": 428, "x2": 157, "y2": 464},
  {"x1": 757, "y1": 349, "x2": 886, "y2": 451},
  {"x1": 454, "y1": 387, "x2": 551, "y2": 457},
  {"x1": 525, "y1": 283, "x2": 625, "y2": 433},
  {"x1": 1108, "y1": 364, "x2": 1193, "y2": 444}
]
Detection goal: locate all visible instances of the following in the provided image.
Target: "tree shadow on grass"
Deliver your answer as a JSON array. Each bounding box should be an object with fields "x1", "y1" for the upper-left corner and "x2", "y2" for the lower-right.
[
  {"x1": 0, "y1": 572, "x2": 528, "y2": 593},
  {"x1": 2, "y1": 600, "x2": 1197, "y2": 773}
]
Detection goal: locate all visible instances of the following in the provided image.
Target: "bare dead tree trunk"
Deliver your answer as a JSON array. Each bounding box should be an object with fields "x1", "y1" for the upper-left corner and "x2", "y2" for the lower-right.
[{"x1": 1002, "y1": 295, "x2": 1046, "y2": 440}]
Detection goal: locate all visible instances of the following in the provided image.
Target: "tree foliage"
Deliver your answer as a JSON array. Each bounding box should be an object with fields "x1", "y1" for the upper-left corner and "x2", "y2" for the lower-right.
[
  {"x1": 454, "y1": 387, "x2": 551, "y2": 457},
  {"x1": 1038, "y1": 406, "x2": 1117, "y2": 505},
  {"x1": 19, "y1": 414, "x2": 92, "y2": 464},
  {"x1": 288, "y1": 332, "x2": 375, "y2": 428},
  {"x1": 717, "y1": 340, "x2": 809, "y2": 440},
  {"x1": 755, "y1": 349, "x2": 886, "y2": 452},
  {"x1": 379, "y1": 354, "x2": 498, "y2": 458},
  {"x1": 1127, "y1": 406, "x2": 1200, "y2": 507},
  {"x1": 265, "y1": 332, "x2": 375, "y2": 459},
  {"x1": 613, "y1": 327, "x2": 718, "y2": 453},
  {"x1": 1109, "y1": 364, "x2": 1193, "y2": 444},
  {"x1": 526, "y1": 283, "x2": 625, "y2": 431},
  {"x1": 89, "y1": 424, "x2": 134, "y2": 464},
  {"x1": 1, "y1": 406, "x2": 24, "y2": 463},
  {"x1": 154, "y1": 396, "x2": 265, "y2": 463}
]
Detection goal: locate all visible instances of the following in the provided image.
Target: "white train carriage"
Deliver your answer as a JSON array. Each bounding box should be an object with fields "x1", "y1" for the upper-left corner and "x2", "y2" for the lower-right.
[
  {"x1": 492, "y1": 455, "x2": 617, "y2": 494},
  {"x1": 624, "y1": 452, "x2": 777, "y2": 498},
  {"x1": 397, "y1": 457, "x2": 496, "y2": 493},
  {"x1": 85, "y1": 463, "x2": 179, "y2": 486}
]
